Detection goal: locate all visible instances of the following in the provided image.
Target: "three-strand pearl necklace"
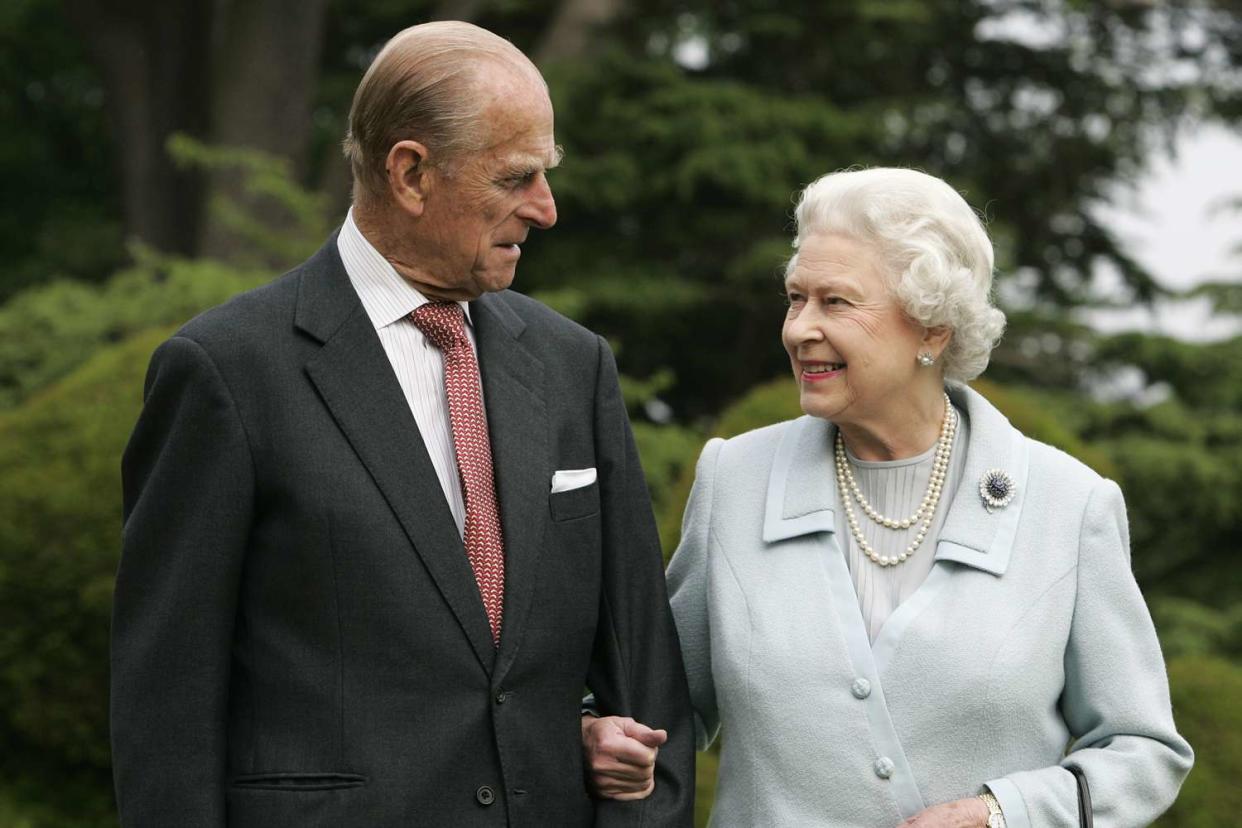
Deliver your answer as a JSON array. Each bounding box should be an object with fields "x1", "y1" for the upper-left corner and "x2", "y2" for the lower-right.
[{"x1": 833, "y1": 392, "x2": 957, "y2": 567}]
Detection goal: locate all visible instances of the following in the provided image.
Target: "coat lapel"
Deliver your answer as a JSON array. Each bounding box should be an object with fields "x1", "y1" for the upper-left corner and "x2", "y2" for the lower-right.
[
  {"x1": 932, "y1": 384, "x2": 1030, "y2": 576},
  {"x1": 295, "y1": 236, "x2": 497, "y2": 673},
  {"x1": 762, "y1": 415, "x2": 838, "y2": 543},
  {"x1": 471, "y1": 292, "x2": 550, "y2": 683}
]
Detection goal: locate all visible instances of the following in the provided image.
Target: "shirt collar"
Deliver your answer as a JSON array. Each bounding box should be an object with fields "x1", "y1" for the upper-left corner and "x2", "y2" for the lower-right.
[{"x1": 337, "y1": 208, "x2": 473, "y2": 330}]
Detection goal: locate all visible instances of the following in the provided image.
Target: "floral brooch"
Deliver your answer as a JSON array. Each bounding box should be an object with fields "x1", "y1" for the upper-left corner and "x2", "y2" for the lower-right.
[{"x1": 979, "y1": 468, "x2": 1016, "y2": 513}]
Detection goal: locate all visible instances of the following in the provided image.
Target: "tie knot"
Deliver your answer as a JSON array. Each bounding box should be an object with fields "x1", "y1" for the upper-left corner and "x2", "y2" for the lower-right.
[{"x1": 411, "y1": 302, "x2": 469, "y2": 351}]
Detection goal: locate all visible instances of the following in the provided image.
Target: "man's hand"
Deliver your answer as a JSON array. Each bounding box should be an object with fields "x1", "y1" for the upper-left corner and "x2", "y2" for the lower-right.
[
  {"x1": 581, "y1": 715, "x2": 667, "y2": 800},
  {"x1": 897, "y1": 797, "x2": 990, "y2": 827}
]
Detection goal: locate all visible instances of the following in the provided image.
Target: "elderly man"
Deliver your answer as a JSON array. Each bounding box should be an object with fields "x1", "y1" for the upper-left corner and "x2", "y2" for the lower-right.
[{"x1": 111, "y1": 22, "x2": 693, "y2": 827}]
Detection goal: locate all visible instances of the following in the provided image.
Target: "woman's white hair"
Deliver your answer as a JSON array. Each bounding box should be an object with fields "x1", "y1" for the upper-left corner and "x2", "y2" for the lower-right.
[{"x1": 787, "y1": 167, "x2": 1006, "y2": 382}]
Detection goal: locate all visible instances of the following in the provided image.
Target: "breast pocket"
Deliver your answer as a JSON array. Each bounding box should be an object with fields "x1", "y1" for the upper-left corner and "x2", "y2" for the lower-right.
[{"x1": 549, "y1": 481, "x2": 600, "y2": 522}]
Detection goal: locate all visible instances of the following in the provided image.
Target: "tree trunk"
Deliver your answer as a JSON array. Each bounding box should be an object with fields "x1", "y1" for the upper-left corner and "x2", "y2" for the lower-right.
[
  {"x1": 533, "y1": 0, "x2": 625, "y2": 66},
  {"x1": 198, "y1": 0, "x2": 331, "y2": 262},
  {"x1": 65, "y1": 0, "x2": 214, "y2": 256}
]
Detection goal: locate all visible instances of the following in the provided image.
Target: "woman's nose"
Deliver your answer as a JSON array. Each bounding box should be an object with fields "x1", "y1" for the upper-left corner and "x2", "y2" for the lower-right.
[{"x1": 786, "y1": 309, "x2": 824, "y2": 345}]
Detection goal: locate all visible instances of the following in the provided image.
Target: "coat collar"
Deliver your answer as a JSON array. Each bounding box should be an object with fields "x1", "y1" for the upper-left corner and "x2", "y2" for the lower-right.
[{"x1": 762, "y1": 383, "x2": 1030, "y2": 576}]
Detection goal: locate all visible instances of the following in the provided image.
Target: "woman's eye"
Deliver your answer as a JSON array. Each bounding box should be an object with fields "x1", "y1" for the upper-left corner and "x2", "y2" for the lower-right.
[{"x1": 785, "y1": 293, "x2": 805, "y2": 307}]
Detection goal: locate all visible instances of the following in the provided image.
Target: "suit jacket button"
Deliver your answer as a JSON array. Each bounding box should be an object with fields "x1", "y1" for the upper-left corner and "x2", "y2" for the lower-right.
[
  {"x1": 495, "y1": 691, "x2": 508, "y2": 704},
  {"x1": 476, "y1": 785, "x2": 496, "y2": 805}
]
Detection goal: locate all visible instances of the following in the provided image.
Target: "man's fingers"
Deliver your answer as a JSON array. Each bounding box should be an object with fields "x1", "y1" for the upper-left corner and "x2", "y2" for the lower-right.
[
  {"x1": 585, "y1": 718, "x2": 658, "y2": 801},
  {"x1": 588, "y1": 718, "x2": 658, "y2": 767},
  {"x1": 596, "y1": 779, "x2": 656, "y2": 801},
  {"x1": 595, "y1": 757, "x2": 655, "y2": 782},
  {"x1": 621, "y1": 719, "x2": 668, "y2": 748},
  {"x1": 604, "y1": 738, "x2": 658, "y2": 768}
]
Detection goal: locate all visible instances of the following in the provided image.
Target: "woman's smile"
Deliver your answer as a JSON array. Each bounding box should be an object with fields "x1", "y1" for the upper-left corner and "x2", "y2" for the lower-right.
[{"x1": 799, "y1": 361, "x2": 846, "y2": 382}]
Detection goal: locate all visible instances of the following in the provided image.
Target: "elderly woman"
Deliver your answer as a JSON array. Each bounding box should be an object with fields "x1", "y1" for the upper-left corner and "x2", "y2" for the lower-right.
[{"x1": 581, "y1": 168, "x2": 1192, "y2": 826}]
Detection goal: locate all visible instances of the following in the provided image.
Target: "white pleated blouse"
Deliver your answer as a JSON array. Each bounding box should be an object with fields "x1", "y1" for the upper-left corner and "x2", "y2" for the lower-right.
[{"x1": 838, "y1": 407, "x2": 970, "y2": 642}]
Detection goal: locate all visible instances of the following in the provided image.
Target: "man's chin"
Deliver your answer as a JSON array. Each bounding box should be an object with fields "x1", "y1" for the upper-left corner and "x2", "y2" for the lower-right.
[{"x1": 477, "y1": 268, "x2": 518, "y2": 295}]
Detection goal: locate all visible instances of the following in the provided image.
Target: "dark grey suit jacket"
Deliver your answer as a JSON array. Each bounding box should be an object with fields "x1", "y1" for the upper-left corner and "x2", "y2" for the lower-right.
[{"x1": 112, "y1": 235, "x2": 694, "y2": 826}]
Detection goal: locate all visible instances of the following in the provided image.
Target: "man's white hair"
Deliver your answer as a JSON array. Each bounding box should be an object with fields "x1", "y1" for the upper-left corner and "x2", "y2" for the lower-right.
[
  {"x1": 787, "y1": 167, "x2": 1006, "y2": 382},
  {"x1": 344, "y1": 21, "x2": 545, "y2": 205}
]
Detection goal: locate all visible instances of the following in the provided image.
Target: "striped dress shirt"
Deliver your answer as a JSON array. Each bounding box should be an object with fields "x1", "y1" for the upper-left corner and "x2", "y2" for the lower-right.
[{"x1": 337, "y1": 209, "x2": 476, "y2": 537}]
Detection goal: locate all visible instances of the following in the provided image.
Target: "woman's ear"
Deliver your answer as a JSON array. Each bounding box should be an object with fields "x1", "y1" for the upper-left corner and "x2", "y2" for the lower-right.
[{"x1": 922, "y1": 325, "x2": 952, "y2": 360}]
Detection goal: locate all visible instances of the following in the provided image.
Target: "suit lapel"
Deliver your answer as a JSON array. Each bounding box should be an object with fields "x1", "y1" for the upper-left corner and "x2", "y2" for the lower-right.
[
  {"x1": 471, "y1": 293, "x2": 550, "y2": 682},
  {"x1": 295, "y1": 237, "x2": 497, "y2": 673}
]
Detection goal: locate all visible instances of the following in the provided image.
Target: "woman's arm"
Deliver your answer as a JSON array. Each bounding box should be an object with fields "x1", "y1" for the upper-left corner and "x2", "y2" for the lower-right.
[
  {"x1": 983, "y1": 478, "x2": 1194, "y2": 827},
  {"x1": 667, "y1": 438, "x2": 724, "y2": 750}
]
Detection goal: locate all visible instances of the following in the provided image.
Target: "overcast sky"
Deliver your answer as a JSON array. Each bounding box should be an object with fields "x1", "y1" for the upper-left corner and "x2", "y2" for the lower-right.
[{"x1": 1086, "y1": 123, "x2": 1241, "y2": 342}]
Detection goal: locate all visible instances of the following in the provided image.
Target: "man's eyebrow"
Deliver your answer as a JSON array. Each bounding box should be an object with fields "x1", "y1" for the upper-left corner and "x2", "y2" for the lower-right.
[{"x1": 505, "y1": 146, "x2": 564, "y2": 176}]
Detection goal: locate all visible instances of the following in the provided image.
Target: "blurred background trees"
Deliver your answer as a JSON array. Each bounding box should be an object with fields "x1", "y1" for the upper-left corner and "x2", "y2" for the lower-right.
[{"x1": 1, "y1": 0, "x2": 1238, "y2": 824}]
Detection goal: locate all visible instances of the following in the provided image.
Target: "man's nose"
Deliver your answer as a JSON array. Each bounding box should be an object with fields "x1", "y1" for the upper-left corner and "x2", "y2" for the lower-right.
[{"x1": 519, "y1": 175, "x2": 557, "y2": 229}]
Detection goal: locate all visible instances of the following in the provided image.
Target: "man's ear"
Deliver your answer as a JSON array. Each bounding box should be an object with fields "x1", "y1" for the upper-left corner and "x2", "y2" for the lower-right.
[
  {"x1": 922, "y1": 324, "x2": 952, "y2": 360},
  {"x1": 386, "y1": 140, "x2": 432, "y2": 217}
]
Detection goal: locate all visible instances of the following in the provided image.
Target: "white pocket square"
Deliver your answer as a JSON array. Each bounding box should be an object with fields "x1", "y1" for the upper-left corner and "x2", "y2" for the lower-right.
[{"x1": 551, "y1": 468, "x2": 597, "y2": 493}]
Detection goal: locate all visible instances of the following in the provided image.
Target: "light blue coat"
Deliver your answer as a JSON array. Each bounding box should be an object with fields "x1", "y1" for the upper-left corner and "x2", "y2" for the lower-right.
[{"x1": 669, "y1": 383, "x2": 1192, "y2": 827}]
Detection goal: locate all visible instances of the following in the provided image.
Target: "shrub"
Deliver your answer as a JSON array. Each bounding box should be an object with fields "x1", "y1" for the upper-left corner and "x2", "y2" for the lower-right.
[
  {"x1": 1155, "y1": 657, "x2": 1242, "y2": 826},
  {"x1": 0, "y1": 328, "x2": 172, "y2": 824}
]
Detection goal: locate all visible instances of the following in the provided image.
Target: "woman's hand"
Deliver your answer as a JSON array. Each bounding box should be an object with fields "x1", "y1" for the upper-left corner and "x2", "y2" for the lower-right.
[
  {"x1": 580, "y1": 714, "x2": 667, "y2": 799},
  {"x1": 897, "y1": 797, "x2": 990, "y2": 827}
]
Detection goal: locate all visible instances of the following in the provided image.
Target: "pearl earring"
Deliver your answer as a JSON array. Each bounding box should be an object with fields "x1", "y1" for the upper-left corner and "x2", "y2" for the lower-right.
[{"x1": 918, "y1": 351, "x2": 936, "y2": 367}]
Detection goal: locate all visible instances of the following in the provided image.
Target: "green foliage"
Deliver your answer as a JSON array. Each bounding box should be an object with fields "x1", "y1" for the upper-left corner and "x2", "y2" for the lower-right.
[
  {"x1": 507, "y1": 0, "x2": 1242, "y2": 422},
  {"x1": 632, "y1": 420, "x2": 707, "y2": 556},
  {"x1": 694, "y1": 744, "x2": 720, "y2": 828},
  {"x1": 0, "y1": 252, "x2": 268, "y2": 410},
  {"x1": 167, "y1": 133, "x2": 332, "y2": 267},
  {"x1": 1154, "y1": 599, "x2": 1242, "y2": 661},
  {"x1": 970, "y1": 379, "x2": 1116, "y2": 477},
  {"x1": 0, "y1": 0, "x2": 124, "y2": 300},
  {"x1": 1095, "y1": 334, "x2": 1242, "y2": 411},
  {"x1": 1154, "y1": 657, "x2": 1242, "y2": 827},
  {"x1": 1101, "y1": 431, "x2": 1241, "y2": 605},
  {"x1": 1186, "y1": 280, "x2": 1242, "y2": 316},
  {"x1": 0, "y1": 329, "x2": 171, "y2": 825}
]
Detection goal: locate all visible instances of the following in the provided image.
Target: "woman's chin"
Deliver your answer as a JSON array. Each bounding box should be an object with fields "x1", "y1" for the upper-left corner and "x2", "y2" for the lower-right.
[{"x1": 798, "y1": 389, "x2": 845, "y2": 421}]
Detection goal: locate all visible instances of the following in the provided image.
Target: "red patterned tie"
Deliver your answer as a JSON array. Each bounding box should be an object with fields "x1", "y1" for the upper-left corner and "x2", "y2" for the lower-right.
[{"x1": 411, "y1": 302, "x2": 505, "y2": 645}]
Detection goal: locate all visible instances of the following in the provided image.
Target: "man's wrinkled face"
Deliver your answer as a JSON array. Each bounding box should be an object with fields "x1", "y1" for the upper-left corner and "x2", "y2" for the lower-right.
[{"x1": 417, "y1": 77, "x2": 560, "y2": 299}]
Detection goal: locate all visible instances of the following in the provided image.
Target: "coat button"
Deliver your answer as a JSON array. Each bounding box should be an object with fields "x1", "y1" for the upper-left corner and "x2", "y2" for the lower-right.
[
  {"x1": 850, "y1": 678, "x2": 871, "y2": 699},
  {"x1": 476, "y1": 785, "x2": 495, "y2": 805},
  {"x1": 874, "y1": 757, "x2": 894, "y2": 779},
  {"x1": 495, "y1": 691, "x2": 507, "y2": 704}
]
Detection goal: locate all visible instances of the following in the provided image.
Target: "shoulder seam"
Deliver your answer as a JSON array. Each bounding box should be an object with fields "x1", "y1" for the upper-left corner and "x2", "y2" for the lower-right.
[{"x1": 169, "y1": 335, "x2": 258, "y2": 496}]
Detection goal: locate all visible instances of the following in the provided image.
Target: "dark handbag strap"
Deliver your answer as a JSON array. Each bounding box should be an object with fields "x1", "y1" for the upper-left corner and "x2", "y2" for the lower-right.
[{"x1": 1067, "y1": 764, "x2": 1093, "y2": 828}]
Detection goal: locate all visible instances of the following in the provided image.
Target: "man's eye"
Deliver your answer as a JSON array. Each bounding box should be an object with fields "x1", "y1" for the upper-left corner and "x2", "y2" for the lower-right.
[{"x1": 504, "y1": 172, "x2": 538, "y2": 188}]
